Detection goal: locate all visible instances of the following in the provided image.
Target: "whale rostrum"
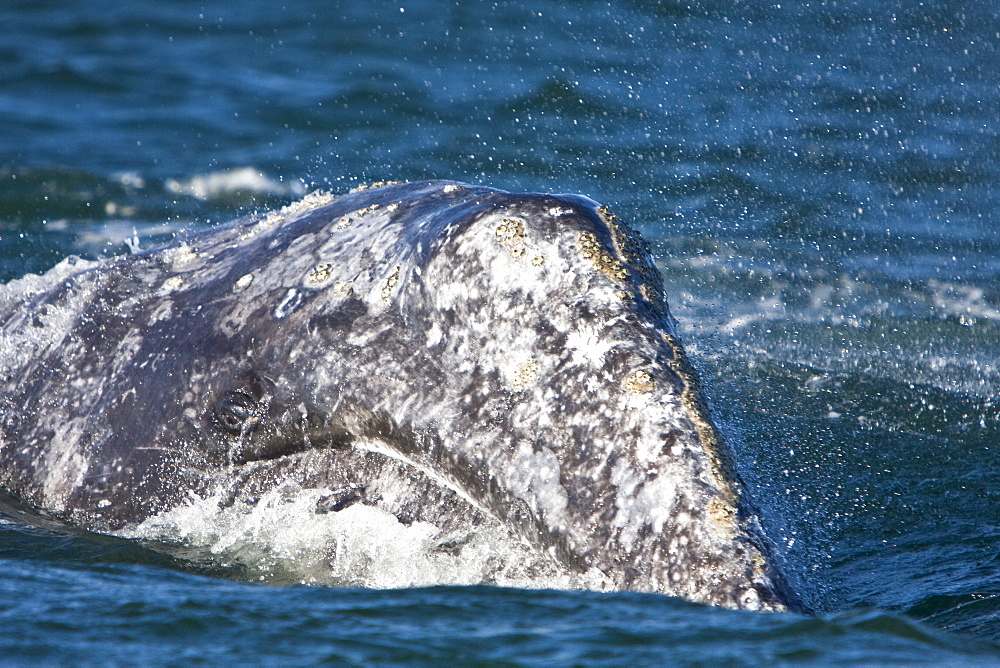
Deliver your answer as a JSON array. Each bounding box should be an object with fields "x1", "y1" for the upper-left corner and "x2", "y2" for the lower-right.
[{"x1": 0, "y1": 180, "x2": 802, "y2": 611}]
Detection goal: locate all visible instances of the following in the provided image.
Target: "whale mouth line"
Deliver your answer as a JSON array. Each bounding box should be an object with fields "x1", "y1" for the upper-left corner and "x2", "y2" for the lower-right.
[
  {"x1": 352, "y1": 438, "x2": 487, "y2": 511},
  {"x1": 217, "y1": 422, "x2": 497, "y2": 526}
]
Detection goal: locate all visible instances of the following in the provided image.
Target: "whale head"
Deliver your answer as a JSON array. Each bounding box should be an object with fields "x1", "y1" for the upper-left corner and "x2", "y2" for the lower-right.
[{"x1": 0, "y1": 180, "x2": 801, "y2": 611}]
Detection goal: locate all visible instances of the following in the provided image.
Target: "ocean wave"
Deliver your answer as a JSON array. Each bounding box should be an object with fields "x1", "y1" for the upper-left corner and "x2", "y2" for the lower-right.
[{"x1": 165, "y1": 167, "x2": 307, "y2": 201}]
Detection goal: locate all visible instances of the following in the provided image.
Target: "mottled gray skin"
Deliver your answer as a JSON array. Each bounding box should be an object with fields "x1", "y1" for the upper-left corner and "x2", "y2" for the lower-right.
[{"x1": 0, "y1": 180, "x2": 802, "y2": 611}]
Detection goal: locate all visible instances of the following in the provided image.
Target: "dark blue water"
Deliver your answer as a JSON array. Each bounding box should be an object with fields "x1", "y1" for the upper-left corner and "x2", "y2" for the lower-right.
[{"x1": 2, "y1": 0, "x2": 1000, "y2": 664}]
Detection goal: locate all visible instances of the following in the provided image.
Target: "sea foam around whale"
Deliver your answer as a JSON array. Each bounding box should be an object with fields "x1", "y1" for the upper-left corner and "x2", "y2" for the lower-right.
[{"x1": 120, "y1": 484, "x2": 613, "y2": 592}]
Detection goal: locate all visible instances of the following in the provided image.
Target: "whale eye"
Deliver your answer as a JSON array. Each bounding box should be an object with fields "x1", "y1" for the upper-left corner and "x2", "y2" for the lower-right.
[{"x1": 214, "y1": 390, "x2": 259, "y2": 434}]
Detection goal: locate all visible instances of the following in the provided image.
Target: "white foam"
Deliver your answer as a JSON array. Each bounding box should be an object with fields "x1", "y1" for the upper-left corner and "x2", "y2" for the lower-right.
[
  {"x1": 121, "y1": 484, "x2": 613, "y2": 591},
  {"x1": 927, "y1": 279, "x2": 1000, "y2": 322}
]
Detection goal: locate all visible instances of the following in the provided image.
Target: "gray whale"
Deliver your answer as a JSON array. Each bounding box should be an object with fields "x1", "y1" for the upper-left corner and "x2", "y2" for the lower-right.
[{"x1": 0, "y1": 180, "x2": 801, "y2": 611}]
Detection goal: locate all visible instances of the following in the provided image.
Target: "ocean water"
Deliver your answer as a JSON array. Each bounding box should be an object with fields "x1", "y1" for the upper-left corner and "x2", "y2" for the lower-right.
[{"x1": 1, "y1": 0, "x2": 999, "y2": 664}]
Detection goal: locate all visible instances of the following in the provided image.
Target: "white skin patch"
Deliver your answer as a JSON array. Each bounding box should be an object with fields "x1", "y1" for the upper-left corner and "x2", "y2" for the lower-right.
[
  {"x1": 147, "y1": 300, "x2": 174, "y2": 325},
  {"x1": 500, "y1": 443, "x2": 569, "y2": 532},
  {"x1": 110, "y1": 331, "x2": 145, "y2": 378},
  {"x1": 41, "y1": 420, "x2": 91, "y2": 511},
  {"x1": 156, "y1": 276, "x2": 185, "y2": 296},
  {"x1": 610, "y1": 457, "x2": 680, "y2": 551},
  {"x1": 234, "y1": 273, "x2": 254, "y2": 291},
  {"x1": 565, "y1": 328, "x2": 621, "y2": 368},
  {"x1": 274, "y1": 289, "x2": 303, "y2": 319},
  {"x1": 425, "y1": 322, "x2": 443, "y2": 347}
]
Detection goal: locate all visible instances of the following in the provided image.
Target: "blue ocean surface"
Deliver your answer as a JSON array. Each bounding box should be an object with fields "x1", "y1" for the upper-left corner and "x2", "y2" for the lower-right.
[{"x1": 2, "y1": 0, "x2": 999, "y2": 665}]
